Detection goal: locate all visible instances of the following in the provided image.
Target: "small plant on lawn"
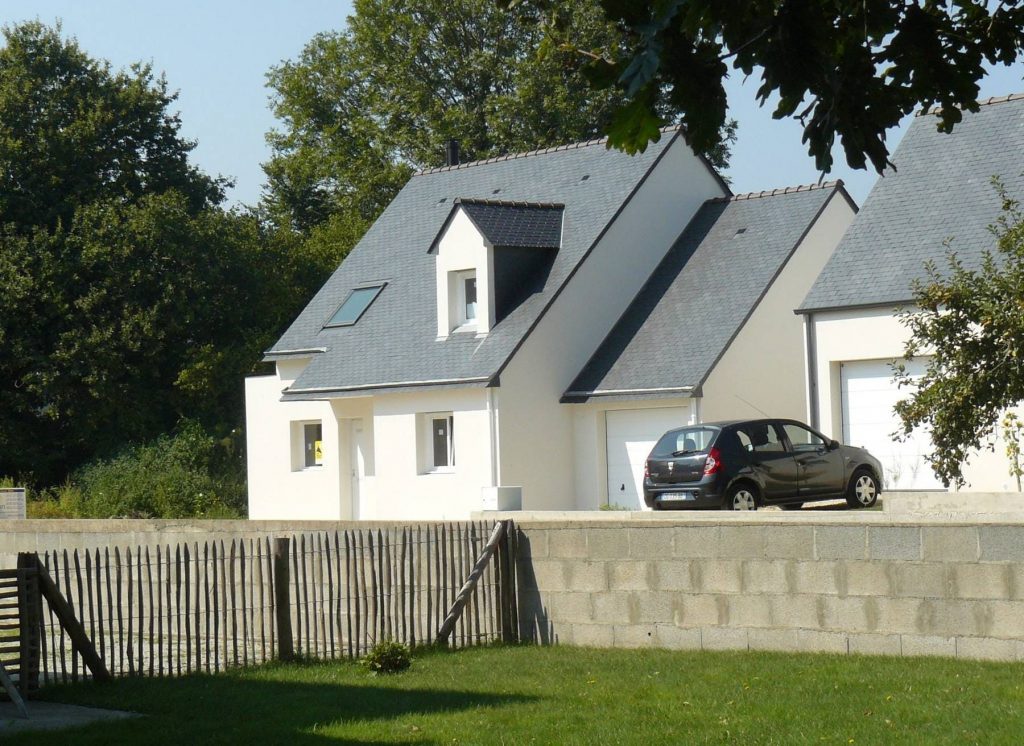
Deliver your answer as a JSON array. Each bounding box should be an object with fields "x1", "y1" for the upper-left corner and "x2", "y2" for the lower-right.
[
  {"x1": 1002, "y1": 411, "x2": 1024, "y2": 491},
  {"x1": 361, "y1": 640, "x2": 411, "y2": 674},
  {"x1": 600, "y1": 502, "x2": 629, "y2": 511}
]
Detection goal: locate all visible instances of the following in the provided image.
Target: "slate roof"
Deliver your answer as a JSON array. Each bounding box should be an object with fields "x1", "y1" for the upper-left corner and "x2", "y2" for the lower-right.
[
  {"x1": 564, "y1": 183, "x2": 848, "y2": 401},
  {"x1": 268, "y1": 127, "x2": 728, "y2": 397},
  {"x1": 454, "y1": 199, "x2": 564, "y2": 249},
  {"x1": 800, "y1": 94, "x2": 1024, "y2": 312}
]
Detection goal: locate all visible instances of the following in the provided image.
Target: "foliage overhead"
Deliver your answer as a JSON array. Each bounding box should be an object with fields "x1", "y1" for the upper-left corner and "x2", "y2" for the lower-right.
[
  {"x1": 504, "y1": 0, "x2": 1024, "y2": 174},
  {"x1": 262, "y1": 0, "x2": 735, "y2": 260},
  {"x1": 894, "y1": 183, "x2": 1024, "y2": 487}
]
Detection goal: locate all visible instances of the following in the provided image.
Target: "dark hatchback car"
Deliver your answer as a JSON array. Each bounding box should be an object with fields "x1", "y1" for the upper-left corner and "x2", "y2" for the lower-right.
[{"x1": 643, "y1": 419, "x2": 883, "y2": 511}]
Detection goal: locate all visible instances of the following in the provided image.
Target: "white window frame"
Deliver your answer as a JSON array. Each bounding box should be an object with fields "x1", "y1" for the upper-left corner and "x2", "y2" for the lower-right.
[
  {"x1": 418, "y1": 412, "x2": 455, "y2": 473},
  {"x1": 290, "y1": 420, "x2": 323, "y2": 471},
  {"x1": 451, "y1": 269, "x2": 477, "y2": 331}
]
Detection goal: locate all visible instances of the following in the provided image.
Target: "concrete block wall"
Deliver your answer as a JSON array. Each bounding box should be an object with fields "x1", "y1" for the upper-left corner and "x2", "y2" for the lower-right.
[{"x1": 513, "y1": 515, "x2": 1024, "y2": 661}]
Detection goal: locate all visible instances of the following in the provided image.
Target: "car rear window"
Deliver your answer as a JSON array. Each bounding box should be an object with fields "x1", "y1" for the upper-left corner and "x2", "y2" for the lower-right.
[{"x1": 650, "y1": 426, "x2": 719, "y2": 457}]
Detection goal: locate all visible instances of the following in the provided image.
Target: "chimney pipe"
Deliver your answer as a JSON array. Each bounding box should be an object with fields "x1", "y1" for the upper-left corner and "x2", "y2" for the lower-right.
[{"x1": 445, "y1": 139, "x2": 460, "y2": 167}]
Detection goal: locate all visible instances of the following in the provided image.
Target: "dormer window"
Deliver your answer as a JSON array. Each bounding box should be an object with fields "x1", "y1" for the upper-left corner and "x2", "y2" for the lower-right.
[{"x1": 461, "y1": 271, "x2": 477, "y2": 323}]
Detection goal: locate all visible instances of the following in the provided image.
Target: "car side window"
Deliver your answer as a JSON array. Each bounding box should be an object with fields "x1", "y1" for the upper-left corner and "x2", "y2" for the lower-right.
[
  {"x1": 735, "y1": 423, "x2": 785, "y2": 453},
  {"x1": 782, "y1": 423, "x2": 826, "y2": 452}
]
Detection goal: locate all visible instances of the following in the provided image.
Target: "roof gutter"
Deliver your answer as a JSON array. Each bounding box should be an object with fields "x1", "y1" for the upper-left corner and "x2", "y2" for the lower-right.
[
  {"x1": 283, "y1": 375, "x2": 493, "y2": 396},
  {"x1": 562, "y1": 385, "x2": 696, "y2": 401}
]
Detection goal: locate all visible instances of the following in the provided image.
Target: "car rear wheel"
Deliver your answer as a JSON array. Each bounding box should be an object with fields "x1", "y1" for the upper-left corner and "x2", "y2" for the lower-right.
[
  {"x1": 846, "y1": 470, "x2": 879, "y2": 508},
  {"x1": 722, "y1": 484, "x2": 758, "y2": 511}
]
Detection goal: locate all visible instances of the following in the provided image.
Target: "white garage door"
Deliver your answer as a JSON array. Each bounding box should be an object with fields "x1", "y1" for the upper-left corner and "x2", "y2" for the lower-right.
[
  {"x1": 606, "y1": 407, "x2": 689, "y2": 509},
  {"x1": 840, "y1": 359, "x2": 943, "y2": 490}
]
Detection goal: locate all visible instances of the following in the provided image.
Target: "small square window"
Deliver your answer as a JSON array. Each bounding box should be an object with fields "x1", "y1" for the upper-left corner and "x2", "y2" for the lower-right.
[
  {"x1": 450, "y1": 270, "x2": 477, "y2": 330},
  {"x1": 325, "y1": 284, "x2": 385, "y2": 327}
]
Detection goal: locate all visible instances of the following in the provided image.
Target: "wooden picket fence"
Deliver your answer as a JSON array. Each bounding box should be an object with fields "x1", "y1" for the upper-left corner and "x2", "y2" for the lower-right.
[{"x1": 5, "y1": 520, "x2": 516, "y2": 689}]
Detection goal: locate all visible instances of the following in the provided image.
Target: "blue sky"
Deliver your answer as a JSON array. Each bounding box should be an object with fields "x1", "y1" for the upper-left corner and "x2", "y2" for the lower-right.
[{"x1": 5, "y1": 1, "x2": 1024, "y2": 208}]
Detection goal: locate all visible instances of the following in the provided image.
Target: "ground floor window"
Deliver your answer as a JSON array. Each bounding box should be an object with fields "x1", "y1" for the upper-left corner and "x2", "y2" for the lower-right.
[
  {"x1": 291, "y1": 420, "x2": 323, "y2": 470},
  {"x1": 419, "y1": 412, "x2": 454, "y2": 472}
]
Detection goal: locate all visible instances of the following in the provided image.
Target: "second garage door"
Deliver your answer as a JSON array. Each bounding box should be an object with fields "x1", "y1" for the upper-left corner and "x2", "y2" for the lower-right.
[
  {"x1": 840, "y1": 359, "x2": 943, "y2": 490},
  {"x1": 606, "y1": 406, "x2": 689, "y2": 509}
]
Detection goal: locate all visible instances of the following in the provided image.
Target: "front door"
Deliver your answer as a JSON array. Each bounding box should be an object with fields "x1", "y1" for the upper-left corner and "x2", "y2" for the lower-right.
[
  {"x1": 349, "y1": 419, "x2": 365, "y2": 519},
  {"x1": 734, "y1": 422, "x2": 800, "y2": 500}
]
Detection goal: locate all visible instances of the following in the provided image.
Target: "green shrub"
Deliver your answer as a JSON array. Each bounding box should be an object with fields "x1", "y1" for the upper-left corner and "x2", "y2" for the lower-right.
[
  {"x1": 361, "y1": 640, "x2": 412, "y2": 675},
  {"x1": 72, "y1": 420, "x2": 246, "y2": 518}
]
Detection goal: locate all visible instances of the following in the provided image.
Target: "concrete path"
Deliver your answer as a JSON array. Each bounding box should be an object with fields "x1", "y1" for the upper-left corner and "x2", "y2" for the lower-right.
[{"x1": 0, "y1": 700, "x2": 138, "y2": 735}]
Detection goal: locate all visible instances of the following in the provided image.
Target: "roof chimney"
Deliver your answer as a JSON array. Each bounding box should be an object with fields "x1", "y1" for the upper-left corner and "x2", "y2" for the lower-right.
[{"x1": 445, "y1": 139, "x2": 460, "y2": 167}]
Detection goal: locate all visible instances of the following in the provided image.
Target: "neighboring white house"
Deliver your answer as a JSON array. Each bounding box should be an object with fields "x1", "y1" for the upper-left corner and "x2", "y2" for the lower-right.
[
  {"x1": 798, "y1": 94, "x2": 1024, "y2": 491},
  {"x1": 246, "y1": 128, "x2": 855, "y2": 519}
]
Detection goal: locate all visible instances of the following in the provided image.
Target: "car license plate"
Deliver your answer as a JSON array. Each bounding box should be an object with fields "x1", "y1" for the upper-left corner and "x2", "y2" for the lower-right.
[{"x1": 659, "y1": 492, "x2": 695, "y2": 502}]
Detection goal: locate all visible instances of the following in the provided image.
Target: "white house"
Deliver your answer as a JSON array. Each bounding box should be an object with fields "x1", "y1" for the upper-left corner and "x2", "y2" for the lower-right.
[
  {"x1": 246, "y1": 128, "x2": 855, "y2": 519},
  {"x1": 798, "y1": 94, "x2": 1024, "y2": 491}
]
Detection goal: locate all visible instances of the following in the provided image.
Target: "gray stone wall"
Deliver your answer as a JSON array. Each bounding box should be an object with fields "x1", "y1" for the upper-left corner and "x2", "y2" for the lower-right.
[{"x1": 513, "y1": 516, "x2": 1024, "y2": 661}]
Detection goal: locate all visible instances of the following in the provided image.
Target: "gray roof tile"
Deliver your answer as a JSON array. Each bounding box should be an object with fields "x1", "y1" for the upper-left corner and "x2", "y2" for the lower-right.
[
  {"x1": 457, "y1": 199, "x2": 563, "y2": 249},
  {"x1": 565, "y1": 185, "x2": 842, "y2": 400},
  {"x1": 269, "y1": 130, "x2": 694, "y2": 396},
  {"x1": 800, "y1": 95, "x2": 1024, "y2": 311}
]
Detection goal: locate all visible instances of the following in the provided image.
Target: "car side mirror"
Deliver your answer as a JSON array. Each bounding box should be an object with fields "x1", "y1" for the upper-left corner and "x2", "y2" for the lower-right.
[{"x1": 828, "y1": 439, "x2": 840, "y2": 450}]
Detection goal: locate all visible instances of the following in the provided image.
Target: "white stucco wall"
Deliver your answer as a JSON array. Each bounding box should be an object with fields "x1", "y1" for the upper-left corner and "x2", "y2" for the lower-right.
[
  {"x1": 498, "y1": 137, "x2": 727, "y2": 510},
  {"x1": 810, "y1": 307, "x2": 1021, "y2": 491},
  {"x1": 246, "y1": 360, "x2": 346, "y2": 520},
  {"x1": 700, "y1": 191, "x2": 856, "y2": 423}
]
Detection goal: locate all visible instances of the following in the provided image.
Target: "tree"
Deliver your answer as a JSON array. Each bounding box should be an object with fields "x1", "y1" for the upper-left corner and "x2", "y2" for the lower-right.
[
  {"x1": 263, "y1": 0, "x2": 735, "y2": 261},
  {"x1": 0, "y1": 23, "x2": 316, "y2": 486},
  {"x1": 894, "y1": 184, "x2": 1024, "y2": 487},
  {"x1": 508, "y1": 1, "x2": 1024, "y2": 173}
]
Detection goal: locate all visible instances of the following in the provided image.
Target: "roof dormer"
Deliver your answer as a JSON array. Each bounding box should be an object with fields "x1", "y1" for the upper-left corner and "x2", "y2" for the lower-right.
[{"x1": 429, "y1": 198, "x2": 563, "y2": 338}]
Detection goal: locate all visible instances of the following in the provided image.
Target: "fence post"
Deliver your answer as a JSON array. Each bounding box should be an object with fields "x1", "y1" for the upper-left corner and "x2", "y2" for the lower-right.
[
  {"x1": 16, "y1": 553, "x2": 41, "y2": 693},
  {"x1": 273, "y1": 538, "x2": 294, "y2": 662},
  {"x1": 497, "y1": 521, "x2": 516, "y2": 643}
]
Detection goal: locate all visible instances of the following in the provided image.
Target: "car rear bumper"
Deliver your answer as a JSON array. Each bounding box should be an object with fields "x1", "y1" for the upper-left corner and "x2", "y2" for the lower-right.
[{"x1": 643, "y1": 479, "x2": 724, "y2": 509}]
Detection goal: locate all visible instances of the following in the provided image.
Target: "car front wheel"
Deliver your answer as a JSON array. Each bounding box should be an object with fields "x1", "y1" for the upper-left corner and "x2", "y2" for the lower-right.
[
  {"x1": 846, "y1": 470, "x2": 879, "y2": 508},
  {"x1": 722, "y1": 484, "x2": 758, "y2": 511}
]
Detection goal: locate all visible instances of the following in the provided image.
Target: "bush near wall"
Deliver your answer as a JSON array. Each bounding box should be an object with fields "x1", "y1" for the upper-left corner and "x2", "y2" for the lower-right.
[{"x1": 12, "y1": 420, "x2": 246, "y2": 519}]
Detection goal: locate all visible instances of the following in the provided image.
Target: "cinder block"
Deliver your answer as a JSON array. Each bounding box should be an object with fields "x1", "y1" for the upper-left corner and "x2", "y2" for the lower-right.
[
  {"x1": 901, "y1": 634, "x2": 956, "y2": 658},
  {"x1": 764, "y1": 526, "x2": 816, "y2": 560},
  {"x1": 792, "y1": 560, "x2": 842, "y2": 595},
  {"x1": 547, "y1": 592, "x2": 593, "y2": 624},
  {"x1": 591, "y1": 591, "x2": 634, "y2": 624},
  {"x1": 547, "y1": 529, "x2": 589, "y2": 559},
  {"x1": 841, "y1": 561, "x2": 889, "y2": 597},
  {"x1": 820, "y1": 596, "x2": 872, "y2": 633},
  {"x1": 701, "y1": 626, "x2": 749, "y2": 651},
  {"x1": 893, "y1": 563, "x2": 948, "y2": 599},
  {"x1": 701, "y1": 559, "x2": 743, "y2": 594},
  {"x1": 747, "y1": 628, "x2": 800, "y2": 652},
  {"x1": 741, "y1": 560, "x2": 789, "y2": 594},
  {"x1": 675, "y1": 594, "x2": 721, "y2": 627},
  {"x1": 950, "y1": 564, "x2": 1012, "y2": 600},
  {"x1": 564, "y1": 561, "x2": 608, "y2": 592},
  {"x1": 1011, "y1": 565, "x2": 1024, "y2": 601},
  {"x1": 588, "y1": 528, "x2": 630, "y2": 559},
  {"x1": 989, "y1": 600, "x2": 1024, "y2": 638},
  {"x1": 530, "y1": 559, "x2": 567, "y2": 590},
  {"x1": 651, "y1": 559, "x2": 698, "y2": 592},
  {"x1": 797, "y1": 629, "x2": 848, "y2": 654},
  {"x1": 612, "y1": 624, "x2": 657, "y2": 648},
  {"x1": 636, "y1": 591, "x2": 676, "y2": 624},
  {"x1": 848, "y1": 632, "x2": 901, "y2": 656},
  {"x1": 655, "y1": 624, "x2": 702, "y2": 650},
  {"x1": 607, "y1": 560, "x2": 652, "y2": 591},
  {"x1": 718, "y1": 526, "x2": 763, "y2": 558},
  {"x1": 868, "y1": 527, "x2": 921, "y2": 561},
  {"x1": 921, "y1": 527, "x2": 978, "y2": 562},
  {"x1": 728, "y1": 595, "x2": 773, "y2": 628},
  {"x1": 978, "y1": 526, "x2": 1024, "y2": 562},
  {"x1": 956, "y1": 636, "x2": 1019, "y2": 662},
  {"x1": 672, "y1": 526, "x2": 720, "y2": 558},
  {"x1": 768, "y1": 595, "x2": 820, "y2": 629},
  {"x1": 628, "y1": 527, "x2": 673, "y2": 559},
  {"x1": 871, "y1": 597, "x2": 921, "y2": 635},
  {"x1": 517, "y1": 530, "x2": 548, "y2": 559},
  {"x1": 815, "y1": 526, "x2": 867, "y2": 560},
  {"x1": 570, "y1": 624, "x2": 614, "y2": 648}
]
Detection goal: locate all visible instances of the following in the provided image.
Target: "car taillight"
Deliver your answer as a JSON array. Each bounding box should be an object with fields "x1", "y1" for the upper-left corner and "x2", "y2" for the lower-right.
[
  {"x1": 644, "y1": 461, "x2": 650, "y2": 479},
  {"x1": 703, "y1": 446, "x2": 722, "y2": 476}
]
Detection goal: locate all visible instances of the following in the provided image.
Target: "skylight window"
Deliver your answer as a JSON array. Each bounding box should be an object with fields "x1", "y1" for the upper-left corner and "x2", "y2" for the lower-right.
[{"x1": 325, "y1": 284, "x2": 385, "y2": 327}]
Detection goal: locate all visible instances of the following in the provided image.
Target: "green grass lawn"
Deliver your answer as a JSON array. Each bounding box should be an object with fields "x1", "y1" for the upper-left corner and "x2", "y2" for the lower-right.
[{"x1": 11, "y1": 645, "x2": 1024, "y2": 744}]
